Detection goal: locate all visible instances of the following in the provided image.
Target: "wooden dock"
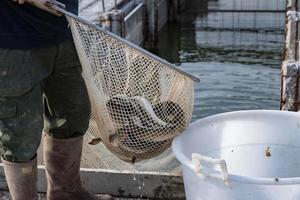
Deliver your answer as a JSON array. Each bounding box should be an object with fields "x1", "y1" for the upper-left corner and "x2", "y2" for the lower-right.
[{"x1": 0, "y1": 190, "x2": 141, "y2": 200}]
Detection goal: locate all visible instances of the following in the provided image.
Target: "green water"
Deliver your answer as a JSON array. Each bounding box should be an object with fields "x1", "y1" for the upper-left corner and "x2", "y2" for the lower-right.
[{"x1": 148, "y1": 1, "x2": 285, "y2": 120}]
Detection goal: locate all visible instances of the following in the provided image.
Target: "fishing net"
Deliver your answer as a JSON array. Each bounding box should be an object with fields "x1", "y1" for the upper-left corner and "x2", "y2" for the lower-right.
[{"x1": 67, "y1": 17, "x2": 196, "y2": 164}]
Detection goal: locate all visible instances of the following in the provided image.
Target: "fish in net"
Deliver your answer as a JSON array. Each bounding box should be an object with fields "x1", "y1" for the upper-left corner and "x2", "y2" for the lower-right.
[{"x1": 35, "y1": 0, "x2": 199, "y2": 163}]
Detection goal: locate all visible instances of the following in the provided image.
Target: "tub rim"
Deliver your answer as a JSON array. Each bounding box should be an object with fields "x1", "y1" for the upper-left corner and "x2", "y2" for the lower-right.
[{"x1": 172, "y1": 110, "x2": 300, "y2": 185}]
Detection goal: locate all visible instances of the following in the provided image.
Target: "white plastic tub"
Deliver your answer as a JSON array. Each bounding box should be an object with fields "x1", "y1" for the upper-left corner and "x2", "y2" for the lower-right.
[{"x1": 172, "y1": 110, "x2": 300, "y2": 200}]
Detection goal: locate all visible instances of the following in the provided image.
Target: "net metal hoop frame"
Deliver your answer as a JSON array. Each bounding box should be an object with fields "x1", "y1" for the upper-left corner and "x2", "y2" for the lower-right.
[{"x1": 48, "y1": 1, "x2": 199, "y2": 163}]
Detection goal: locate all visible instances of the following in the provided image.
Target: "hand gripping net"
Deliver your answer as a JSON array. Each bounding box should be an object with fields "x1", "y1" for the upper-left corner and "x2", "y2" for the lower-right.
[{"x1": 67, "y1": 17, "x2": 196, "y2": 163}]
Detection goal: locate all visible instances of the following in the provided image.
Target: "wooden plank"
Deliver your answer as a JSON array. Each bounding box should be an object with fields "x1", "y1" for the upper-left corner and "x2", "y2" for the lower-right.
[
  {"x1": 284, "y1": 0, "x2": 298, "y2": 61},
  {"x1": 285, "y1": 20, "x2": 298, "y2": 61},
  {"x1": 0, "y1": 164, "x2": 185, "y2": 199},
  {"x1": 79, "y1": 0, "x2": 124, "y2": 22},
  {"x1": 179, "y1": 0, "x2": 186, "y2": 11},
  {"x1": 281, "y1": 0, "x2": 299, "y2": 110},
  {"x1": 0, "y1": 190, "x2": 144, "y2": 200},
  {"x1": 168, "y1": 0, "x2": 186, "y2": 22},
  {"x1": 124, "y1": 3, "x2": 145, "y2": 45},
  {"x1": 286, "y1": 0, "x2": 297, "y2": 9},
  {"x1": 156, "y1": 0, "x2": 168, "y2": 31},
  {"x1": 145, "y1": 0, "x2": 169, "y2": 42},
  {"x1": 145, "y1": 0, "x2": 156, "y2": 41},
  {"x1": 281, "y1": 61, "x2": 300, "y2": 111}
]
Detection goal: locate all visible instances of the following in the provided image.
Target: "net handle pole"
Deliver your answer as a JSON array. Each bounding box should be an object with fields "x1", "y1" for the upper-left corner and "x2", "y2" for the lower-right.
[
  {"x1": 46, "y1": 0, "x2": 200, "y2": 82},
  {"x1": 27, "y1": 0, "x2": 64, "y2": 16}
]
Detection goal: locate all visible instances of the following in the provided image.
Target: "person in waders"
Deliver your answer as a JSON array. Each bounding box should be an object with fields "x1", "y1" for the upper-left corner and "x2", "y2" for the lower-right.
[{"x1": 0, "y1": 0, "x2": 113, "y2": 199}]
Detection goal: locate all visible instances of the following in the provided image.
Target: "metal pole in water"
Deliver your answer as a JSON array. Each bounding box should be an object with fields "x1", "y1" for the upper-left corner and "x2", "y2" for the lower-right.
[{"x1": 102, "y1": 0, "x2": 106, "y2": 12}]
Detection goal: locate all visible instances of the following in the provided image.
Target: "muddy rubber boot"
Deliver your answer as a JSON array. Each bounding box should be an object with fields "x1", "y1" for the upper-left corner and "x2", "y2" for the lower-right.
[
  {"x1": 2, "y1": 156, "x2": 38, "y2": 200},
  {"x1": 43, "y1": 134, "x2": 113, "y2": 200}
]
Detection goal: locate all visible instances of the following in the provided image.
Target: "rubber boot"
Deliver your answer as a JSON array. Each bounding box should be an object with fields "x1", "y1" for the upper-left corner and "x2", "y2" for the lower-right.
[
  {"x1": 43, "y1": 134, "x2": 113, "y2": 200},
  {"x1": 2, "y1": 156, "x2": 38, "y2": 200}
]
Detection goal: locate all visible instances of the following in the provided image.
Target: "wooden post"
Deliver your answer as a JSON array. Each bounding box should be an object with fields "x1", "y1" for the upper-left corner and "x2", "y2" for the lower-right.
[
  {"x1": 281, "y1": 61, "x2": 300, "y2": 111},
  {"x1": 281, "y1": 0, "x2": 300, "y2": 110},
  {"x1": 145, "y1": 0, "x2": 168, "y2": 44}
]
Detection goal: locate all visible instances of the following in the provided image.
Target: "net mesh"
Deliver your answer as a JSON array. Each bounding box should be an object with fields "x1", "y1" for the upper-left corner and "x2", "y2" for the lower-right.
[{"x1": 67, "y1": 17, "x2": 195, "y2": 166}]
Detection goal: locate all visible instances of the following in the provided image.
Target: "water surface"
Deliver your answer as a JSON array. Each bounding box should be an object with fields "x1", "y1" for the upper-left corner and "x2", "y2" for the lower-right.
[{"x1": 148, "y1": 0, "x2": 285, "y2": 120}]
